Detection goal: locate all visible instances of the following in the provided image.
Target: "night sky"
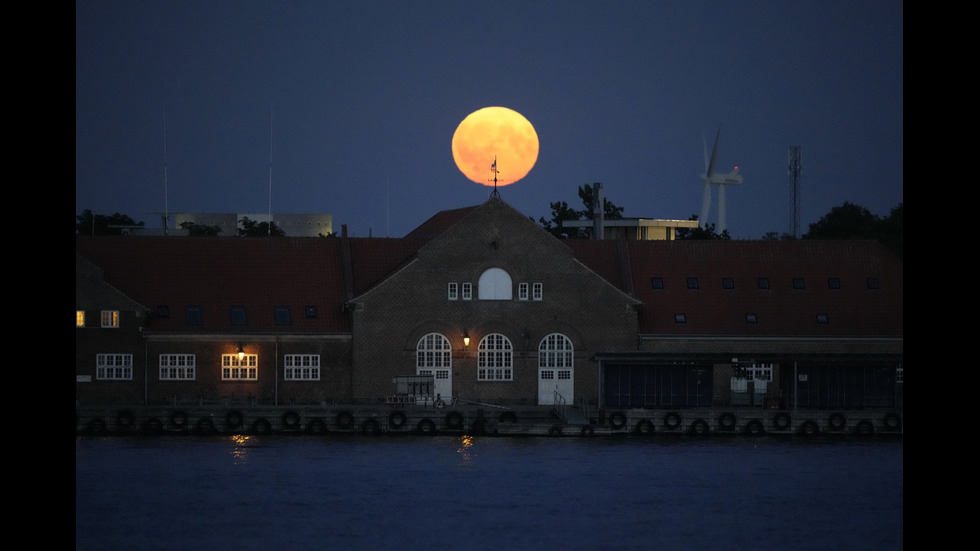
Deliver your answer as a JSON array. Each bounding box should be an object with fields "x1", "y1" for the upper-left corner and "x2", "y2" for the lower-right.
[{"x1": 76, "y1": 1, "x2": 903, "y2": 239}]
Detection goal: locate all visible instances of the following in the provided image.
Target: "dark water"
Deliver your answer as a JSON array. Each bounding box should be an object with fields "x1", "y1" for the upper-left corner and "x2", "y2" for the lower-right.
[{"x1": 76, "y1": 435, "x2": 902, "y2": 551}]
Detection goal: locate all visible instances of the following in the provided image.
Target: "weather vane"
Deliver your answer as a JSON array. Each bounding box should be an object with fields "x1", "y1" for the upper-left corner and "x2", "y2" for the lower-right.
[{"x1": 489, "y1": 156, "x2": 500, "y2": 197}]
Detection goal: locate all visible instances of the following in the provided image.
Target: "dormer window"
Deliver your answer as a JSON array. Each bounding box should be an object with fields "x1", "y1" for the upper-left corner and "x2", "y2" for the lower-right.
[
  {"x1": 674, "y1": 313, "x2": 687, "y2": 324},
  {"x1": 230, "y1": 306, "x2": 247, "y2": 326},
  {"x1": 793, "y1": 277, "x2": 805, "y2": 290},
  {"x1": 686, "y1": 277, "x2": 699, "y2": 290},
  {"x1": 722, "y1": 277, "x2": 735, "y2": 290},
  {"x1": 651, "y1": 277, "x2": 664, "y2": 290},
  {"x1": 867, "y1": 277, "x2": 880, "y2": 290}
]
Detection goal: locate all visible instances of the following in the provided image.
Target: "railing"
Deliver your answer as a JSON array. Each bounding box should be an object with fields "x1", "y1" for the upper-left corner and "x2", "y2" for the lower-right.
[{"x1": 553, "y1": 391, "x2": 567, "y2": 422}]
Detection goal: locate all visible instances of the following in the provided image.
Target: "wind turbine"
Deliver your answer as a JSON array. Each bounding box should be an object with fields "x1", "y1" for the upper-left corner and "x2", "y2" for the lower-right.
[{"x1": 699, "y1": 127, "x2": 743, "y2": 233}]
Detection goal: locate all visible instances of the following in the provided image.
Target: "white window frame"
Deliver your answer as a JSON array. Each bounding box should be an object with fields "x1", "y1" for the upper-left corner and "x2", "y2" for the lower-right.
[
  {"x1": 461, "y1": 282, "x2": 472, "y2": 300},
  {"x1": 417, "y1": 333, "x2": 452, "y2": 369},
  {"x1": 532, "y1": 282, "x2": 543, "y2": 300},
  {"x1": 222, "y1": 354, "x2": 258, "y2": 380},
  {"x1": 97, "y1": 353, "x2": 133, "y2": 380},
  {"x1": 101, "y1": 310, "x2": 119, "y2": 328},
  {"x1": 284, "y1": 354, "x2": 320, "y2": 380},
  {"x1": 159, "y1": 354, "x2": 196, "y2": 380},
  {"x1": 478, "y1": 333, "x2": 513, "y2": 381},
  {"x1": 448, "y1": 282, "x2": 458, "y2": 300},
  {"x1": 518, "y1": 283, "x2": 529, "y2": 300},
  {"x1": 538, "y1": 333, "x2": 573, "y2": 369}
]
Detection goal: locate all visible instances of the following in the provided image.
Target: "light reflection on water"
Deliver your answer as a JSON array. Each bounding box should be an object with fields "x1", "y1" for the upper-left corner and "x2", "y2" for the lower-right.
[{"x1": 76, "y1": 435, "x2": 902, "y2": 551}]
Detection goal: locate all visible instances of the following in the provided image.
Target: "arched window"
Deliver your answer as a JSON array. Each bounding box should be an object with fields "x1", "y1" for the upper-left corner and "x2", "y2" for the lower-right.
[
  {"x1": 478, "y1": 333, "x2": 513, "y2": 380},
  {"x1": 538, "y1": 333, "x2": 573, "y2": 369},
  {"x1": 416, "y1": 333, "x2": 451, "y2": 370},
  {"x1": 478, "y1": 267, "x2": 512, "y2": 300}
]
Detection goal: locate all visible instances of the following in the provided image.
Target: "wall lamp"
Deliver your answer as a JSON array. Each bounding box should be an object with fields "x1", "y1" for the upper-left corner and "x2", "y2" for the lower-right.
[
  {"x1": 463, "y1": 331, "x2": 470, "y2": 349},
  {"x1": 237, "y1": 343, "x2": 245, "y2": 361}
]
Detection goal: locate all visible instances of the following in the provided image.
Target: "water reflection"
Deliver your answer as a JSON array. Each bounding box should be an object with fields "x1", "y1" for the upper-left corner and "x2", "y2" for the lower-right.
[
  {"x1": 230, "y1": 434, "x2": 252, "y2": 465},
  {"x1": 456, "y1": 434, "x2": 474, "y2": 464}
]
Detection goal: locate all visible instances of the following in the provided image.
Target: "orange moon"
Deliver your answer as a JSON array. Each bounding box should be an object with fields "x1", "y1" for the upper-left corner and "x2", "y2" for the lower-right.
[{"x1": 452, "y1": 106, "x2": 539, "y2": 186}]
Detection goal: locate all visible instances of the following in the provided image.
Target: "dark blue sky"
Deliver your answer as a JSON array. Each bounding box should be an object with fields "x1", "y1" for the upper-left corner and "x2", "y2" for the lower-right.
[{"x1": 76, "y1": 1, "x2": 903, "y2": 239}]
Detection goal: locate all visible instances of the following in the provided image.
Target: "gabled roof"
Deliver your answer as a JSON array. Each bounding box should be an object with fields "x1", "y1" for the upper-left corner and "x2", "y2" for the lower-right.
[{"x1": 403, "y1": 205, "x2": 480, "y2": 240}]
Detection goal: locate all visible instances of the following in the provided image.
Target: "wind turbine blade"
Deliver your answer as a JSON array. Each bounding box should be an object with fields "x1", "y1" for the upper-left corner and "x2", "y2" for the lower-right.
[
  {"x1": 707, "y1": 126, "x2": 721, "y2": 177},
  {"x1": 700, "y1": 182, "x2": 711, "y2": 228}
]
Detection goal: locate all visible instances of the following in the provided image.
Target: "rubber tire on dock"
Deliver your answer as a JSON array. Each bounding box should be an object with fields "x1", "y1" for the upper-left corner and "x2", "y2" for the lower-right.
[
  {"x1": 773, "y1": 413, "x2": 791, "y2": 431},
  {"x1": 388, "y1": 410, "x2": 407, "y2": 429},
  {"x1": 225, "y1": 410, "x2": 244, "y2": 430},
  {"x1": 690, "y1": 419, "x2": 710, "y2": 436},
  {"x1": 718, "y1": 413, "x2": 737, "y2": 431},
  {"x1": 635, "y1": 419, "x2": 654, "y2": 435},
  {"x1": 361, "y1": 418, "x2": 381, "y2": 435},
  {"x1": 251, "y1": 418, "x2": 272, "y2": 434},
  {"x1": 445, "y1": 411, "x2": 464, "y2": 430},
  {"x1": 663, "y1": 412, "x2": 682, "y2": 430},
  {"x1": 196, "y1": 417, "x2": 216, "y2": 434},
  {"x1": 417, "y1": 418, "x2": 436, "y2": 434},
  {"x1": 581, "y1": 425, "x2": 595, "y2": 437},
  {"x1": 854, "y1": 420, "x2": 874, "y2": 436},
  {"x1": 116, "y1": 410, "x2": 136, "y2": 430},
  {"x1": 142, "y1": 417, "x2": 164, "y2": 434},
  {"x1": 883, "y1": 413, "x2": 902, "y2": 431},
  {"x1": 282, "y1": 411, "x2": 301, "y2": 430},
  {"x1": 336, "y1": 411, "x2": 355, "y2": 430},
  {"x1": 828, "y1": 413, "x2": 847, "y2": 431},
  {"x1": 306, "y1": 418, "x2": 328, "y2": 434},
  {"x1": 745, "y1": 420, "x2": 765, "y2": 436},
  {"x1": 170, "y1": 410, "x2": 188, "y2": 430},
  {"x1": 609, "y1": 412, "x2": 627, "y2": 430},
  {"x1": 800, "y1": 420, "x2": 819, "y2": 436},
  {"x1": 548, "y1": 425, "x2": 562, "y2": 437}
]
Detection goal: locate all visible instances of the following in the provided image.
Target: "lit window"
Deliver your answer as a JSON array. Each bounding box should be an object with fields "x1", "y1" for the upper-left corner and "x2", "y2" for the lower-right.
[
  {"x1": 532, "y1": 283, "x2": 543, "y2": 300},
  {"x1": 101, "y1": 310, "x2": 119, "y2": 328},
  {"x1": 77, "y1": 311, "x2": 85, "y2": 327},
  {"x1": 284, "y1": 354, "x2": 320, "y2": 380},
  {"x1": 448, "y1": 282, "x2": 458, "y2": 300},
  {"x1": 462, "y1": 282, "x2": 472, "y2": 300},
  {"x1": 96, "y1": 354, "x2": 133, "y2": 380},
  {"x1": 478, "y1": 333, "x2": 513, "y2": 380},
  {"x1": 222, "y1": 354, "x2": 258, "y2": 380},
  {"x1": 518, "y1": 283, "x2": 529, "y2": 300},
  {"x1": 159, "y1": 354, "x2": 196, "y2": 380}
]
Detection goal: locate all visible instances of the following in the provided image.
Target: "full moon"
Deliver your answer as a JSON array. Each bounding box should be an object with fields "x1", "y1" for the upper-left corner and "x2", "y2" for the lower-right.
[{"x1": 452, "y1": 106, "x2": 539, "y2": 186}]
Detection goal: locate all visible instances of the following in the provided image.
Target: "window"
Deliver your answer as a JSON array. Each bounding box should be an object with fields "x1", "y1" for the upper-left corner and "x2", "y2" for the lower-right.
[
  {"x1": 159, "y1": 354, "x2": 196, "y2": 380},
  {"x1": 274, "y1": 306, "x2": 291, "y2": 326},
  {"x1": 532, "y1": 283, "x2": 543, "y2": 300},
  {"x1": 230, "y1": 306, "x2": 247, "y2": 326},
  {"x1": 417, "y1": 333, "x2": 451, "y2": 369},
  {"x1": 185, "y1": 307, "x2": 203, "y2": 325},
  {"x1": 792, "y1": 277, "x2": 805, "y2": 289},
  {"x1": 816, "y1": 313, "x2": 829, "y2": 324},
  {"x1": 538, "y1": 334, "x2": 573, "y2": 369},
  {"x1": 478, "y1": 268, "x2": 513, "y2": 300},
  {"x1": 722, "y1": 277, "x2": 735, "y2": 290},
  {"x1": 77, "y1": 311, "x2": 85, "y2": 327},
  {"x1": 686, "y1": 277, "x2": 699, "y2": 290},
  {"x1": 757, "y1": 278, "x2": 770, "y2": 290},
  {"x1": 448, "y1": 282, "x2": 458, "y2": 300},
  {"x1": 749, "y1": 363, "x2": 773, "y2": 382},
  {"x1": 674, "y1": 313, "x2": 687, "y2": 324},
  {"x1": 222, "y1": 354, "x2": 258, "y2": 380},
  {"x1": 651, "y1": 277, "x2": 664, "y2": 290},
  {"x1": 478, "y1": 333, "x2": 513, "y2": 380},
  {"x1": 305, "y1": 305, "x2": 318, "y2": 319},
  {"x1": 867, "y1": 277, "x2": 880, "y2": 290},
  {"x1": 828, "y1": 277, "x2": 841, "y2": 290},
  {"x1": 101, "y1": 310, "x2": 119, "y2": 328},
  {"x1": 745, "y1": 313, "x2": 758, "y2": 324},
  {"x1": 896, "y1": 365, "x2": 903, "y2": 383},
  {"x1": 462, "y1": 282, "x2": 472, "y2": 300},
  {"x1": 156, "y1": 305, "x2": 170, "y2": 318},
  {"x1": 284, "y1": 354, "x2": 320, "y2": 380},
  {"x1": 518, "y1": 283, "x2": 529, "y2": 300},
  {"x1": 97, "y1": 354, "x2": 133, "y2": 380}
]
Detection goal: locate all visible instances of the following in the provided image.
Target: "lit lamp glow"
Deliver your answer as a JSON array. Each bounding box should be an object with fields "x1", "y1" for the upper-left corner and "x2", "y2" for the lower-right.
[
  {"x1": 237, "y1": 343, "x2": 245, "y2": 361},
  {"x1": 463, "y1": 332, "x2": 470, "y2": 348}
]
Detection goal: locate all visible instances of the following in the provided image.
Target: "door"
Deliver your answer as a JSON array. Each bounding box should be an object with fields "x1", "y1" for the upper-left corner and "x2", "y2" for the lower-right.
[{"x1": 537, "y1": 334, "x2": 574, "y2": 405}]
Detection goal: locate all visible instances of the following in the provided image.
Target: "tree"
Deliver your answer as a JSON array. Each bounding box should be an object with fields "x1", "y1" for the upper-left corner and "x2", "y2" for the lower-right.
[
  {"x1": 538, "y1": 184, "x2": 624, "y2": 238},
  {"x1": 238, "y1": 217, "x2": 285, "y2": 237},
  {"x1": 76, "y1": 210, "x2": 144, "y2": 235},
  {"x1": 804, "y1": 201, "x2": 902, "y2": 260},
  {"x1": 675, "y1": 216, "x2": 730, "y2": 240},
  {"x1": 180, "y1": 221, "x2": 222, "y2": 236}
]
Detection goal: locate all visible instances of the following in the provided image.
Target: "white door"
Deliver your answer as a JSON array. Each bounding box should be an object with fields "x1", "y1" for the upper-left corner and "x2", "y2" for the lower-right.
[
  {"x1": 538, "y1": 368, "x2": 574, "y2": 405},
  {"x1": 418, "y1": 368, "x2": 452, "y2": 404}
]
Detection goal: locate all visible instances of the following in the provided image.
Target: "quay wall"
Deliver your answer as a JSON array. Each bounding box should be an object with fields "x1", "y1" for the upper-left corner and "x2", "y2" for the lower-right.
[{"x1": 75, "y1": 404, "x2": 903, "y2": 438}]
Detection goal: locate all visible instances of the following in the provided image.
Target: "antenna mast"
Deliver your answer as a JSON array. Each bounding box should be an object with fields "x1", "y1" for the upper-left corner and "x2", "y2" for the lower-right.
[
  {"x1": 268, "y1": 104, "x2": 273, "y2": 236},
  {"x1": 788, "y1": 146, "x2": 803, "y2": 239},
  {"x1": 163, "y1": 100, "x2": 169, "y2": 236}
]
